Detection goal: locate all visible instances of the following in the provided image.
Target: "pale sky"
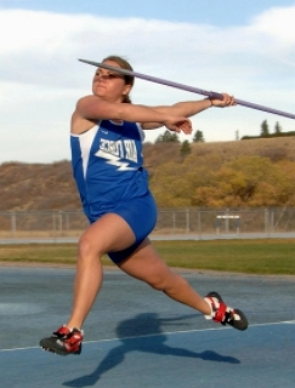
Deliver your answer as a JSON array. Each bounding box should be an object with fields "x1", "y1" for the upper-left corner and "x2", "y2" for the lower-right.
[{"x1": 0, "y1": 1, "x2": 294, "y2": 163}]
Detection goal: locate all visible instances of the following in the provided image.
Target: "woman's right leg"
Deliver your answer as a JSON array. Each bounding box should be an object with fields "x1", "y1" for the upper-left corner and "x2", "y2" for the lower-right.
[
  {"x1": 66, "y1": 213, "x2": 137, "y2": 330},
  {"x1": 40, "y1": 212, "x2": 137, "y2": 355}
]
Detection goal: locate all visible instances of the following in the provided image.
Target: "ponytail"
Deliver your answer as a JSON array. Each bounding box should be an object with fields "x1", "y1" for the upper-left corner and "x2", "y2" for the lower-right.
[{"x1": 123, "y1": 95, "x2": 132, "y2": 104}]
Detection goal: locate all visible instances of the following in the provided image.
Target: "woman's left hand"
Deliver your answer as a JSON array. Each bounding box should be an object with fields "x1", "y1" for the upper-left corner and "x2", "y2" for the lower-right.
[{"x1": 211, "y1": 93, "x2": 236, "y2": 108}]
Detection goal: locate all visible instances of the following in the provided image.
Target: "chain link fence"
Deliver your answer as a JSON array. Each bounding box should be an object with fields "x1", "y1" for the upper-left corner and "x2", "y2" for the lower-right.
[{"x1": 1, "y1": 208, "x2": 295, "y2": 243}]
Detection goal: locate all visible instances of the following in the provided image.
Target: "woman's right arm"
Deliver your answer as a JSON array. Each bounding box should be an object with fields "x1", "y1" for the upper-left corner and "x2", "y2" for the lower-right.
[{"x1": 73, "y1": 95, "x2": 193, "y2": 134}]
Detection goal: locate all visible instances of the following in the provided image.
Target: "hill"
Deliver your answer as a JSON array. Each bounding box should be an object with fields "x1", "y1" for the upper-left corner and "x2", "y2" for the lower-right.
[
  {"x1": 1, "y1": 136, "x2": 295, "y2": 211},
  {"x1": 0, "y1": 160, "x2": 80, "y2": 211}
]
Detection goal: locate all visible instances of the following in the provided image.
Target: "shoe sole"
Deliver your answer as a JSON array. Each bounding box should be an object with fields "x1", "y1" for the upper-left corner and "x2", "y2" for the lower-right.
[
  {"x1": 230, "y1": 308, "x2": 248, "y2": 331},
  {"x1": 207, "y1": 291, "x2": 248, "y2": 331},
  {"x1": 40, "y1": 338, "x2": 81, "y2": 356}
]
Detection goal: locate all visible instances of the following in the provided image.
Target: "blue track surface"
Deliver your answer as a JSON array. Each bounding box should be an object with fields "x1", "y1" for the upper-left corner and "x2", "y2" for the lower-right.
[{"x1": 1, "y1": 266, "x2": 294, "y2": 387}]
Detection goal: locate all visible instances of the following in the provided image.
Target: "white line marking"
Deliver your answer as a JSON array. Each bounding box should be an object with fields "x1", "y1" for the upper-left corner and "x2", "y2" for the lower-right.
[{"x1": 1, "y1": 320, "x2": 294, "y2": 353}]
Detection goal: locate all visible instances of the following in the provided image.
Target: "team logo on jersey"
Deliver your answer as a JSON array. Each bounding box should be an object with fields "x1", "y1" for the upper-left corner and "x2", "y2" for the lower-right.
[{"x1": 95, "y1": 138, "x2": 138, "y2": 171}]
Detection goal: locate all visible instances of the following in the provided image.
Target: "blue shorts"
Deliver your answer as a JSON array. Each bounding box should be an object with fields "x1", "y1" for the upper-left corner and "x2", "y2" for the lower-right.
[{"x1": 88, "y1": 191, "x2": 157, "y2": 264}]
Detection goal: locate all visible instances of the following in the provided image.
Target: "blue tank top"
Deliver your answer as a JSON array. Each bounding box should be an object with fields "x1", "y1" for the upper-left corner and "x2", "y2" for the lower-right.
[{"x1": 70, "y1": 120, "x2": 149, "y2": 219}]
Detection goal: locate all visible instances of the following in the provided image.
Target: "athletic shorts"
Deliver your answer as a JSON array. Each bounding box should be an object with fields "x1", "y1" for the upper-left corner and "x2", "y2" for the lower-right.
[{"x1": 87, "y1": 191, "x2": 157, "y2": 264}]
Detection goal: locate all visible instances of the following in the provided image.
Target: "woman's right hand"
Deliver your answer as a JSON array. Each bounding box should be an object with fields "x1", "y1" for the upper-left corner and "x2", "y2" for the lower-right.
[{"x1": 164, "y1": 116, "x2": 192, "y2": 135}]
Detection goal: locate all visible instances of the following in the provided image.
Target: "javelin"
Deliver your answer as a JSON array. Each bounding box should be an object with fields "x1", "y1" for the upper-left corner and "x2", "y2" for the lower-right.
[{"x1": 78, "y1": 58, "x2": 295, "y2": 120}]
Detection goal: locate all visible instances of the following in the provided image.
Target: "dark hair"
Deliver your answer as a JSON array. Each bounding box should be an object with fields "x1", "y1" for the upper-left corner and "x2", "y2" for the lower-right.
[{"x1": 102, "y1": 55, "x2": 134, "y2": 103}]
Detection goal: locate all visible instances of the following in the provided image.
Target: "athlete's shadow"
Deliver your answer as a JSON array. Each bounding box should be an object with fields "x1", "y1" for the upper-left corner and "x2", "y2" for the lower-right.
[{"x1": 63, "y1": 312, "x2": 240, "y2": 387}]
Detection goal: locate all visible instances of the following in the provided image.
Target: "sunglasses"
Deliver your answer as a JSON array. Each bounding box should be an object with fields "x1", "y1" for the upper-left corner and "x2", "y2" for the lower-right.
[{"x1": 95, "y1": 72, "x2": 124, "y2": 81}]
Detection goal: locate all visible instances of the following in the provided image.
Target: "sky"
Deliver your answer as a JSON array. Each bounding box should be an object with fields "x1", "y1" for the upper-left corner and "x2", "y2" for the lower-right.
[{"x1": 0, "y1": 0, "x2": 295, "y2": 163}]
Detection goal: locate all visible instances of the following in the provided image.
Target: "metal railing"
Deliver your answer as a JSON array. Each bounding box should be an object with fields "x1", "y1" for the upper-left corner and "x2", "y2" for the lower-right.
[{"x1": 1, "y1": 208, "x2": 295, "y2": 243}]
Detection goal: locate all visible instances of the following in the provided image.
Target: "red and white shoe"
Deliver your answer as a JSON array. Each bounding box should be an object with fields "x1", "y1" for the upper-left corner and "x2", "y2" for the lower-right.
[
  {"x1": 40, "y1": 325, "x2": 83, "y2": 356},
  {"x1": 204, "y1": 292, "x2": 248, "y2": 331}
]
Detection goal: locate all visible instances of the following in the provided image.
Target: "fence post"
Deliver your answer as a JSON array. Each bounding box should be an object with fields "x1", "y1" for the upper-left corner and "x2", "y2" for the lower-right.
[
  {"x1": 216, "y1": 215, "x2": 220, "y2": 234},
  {"x1": 198, "y1": 211, "x2": 202, "y2": 240},
  {"x1": 271, "y1": 210, "x2": 274, "y2": 232},
  {"x1": 172, "y1": 211, "x2": 176, "y2": 233},
  {"x1": 186, "y1": 209, "x2": 190, "y2": 234},
  {"x1": 225, "y1": 209, "x2": 229, "y2": 233},
  {"x1": 66, "y1": 212, "x2": 70, "y2": 236},
  {"x1": 59, "y1": 211, "x2": 63, "y2": 237},
  {"x1": 11, "y1": 211, "x2": 16, "y2": 239},
  {"x1": 236, "y1": 217, "x2": 240, "y2": 234},
  {"x1": 264, "y1": 208, "x2": 269, "y2": 236},
  {"x1": 52, "y1": 213, "x2": 56, "y2": 238}
]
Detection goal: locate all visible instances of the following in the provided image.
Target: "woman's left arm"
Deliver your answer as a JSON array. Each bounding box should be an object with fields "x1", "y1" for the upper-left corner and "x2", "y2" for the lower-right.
[{"x1": 141, "y1": 94, "x2": 235, "y2": 130}]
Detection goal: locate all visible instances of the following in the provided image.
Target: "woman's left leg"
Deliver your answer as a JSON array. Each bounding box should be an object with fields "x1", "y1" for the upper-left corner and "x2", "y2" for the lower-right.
[
  {"x1": 118, "y1": 238, "x2": 211, "y2": 315},
  {"x1": 118, "y1": 238, "x2": 249, "y2": 332}
]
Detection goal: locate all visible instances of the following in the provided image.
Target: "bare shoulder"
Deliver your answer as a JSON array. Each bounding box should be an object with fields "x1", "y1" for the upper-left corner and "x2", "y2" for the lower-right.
[
  {"x1": 76, "y1": 94, "x2": 97, "y2": 105},
  {"x1": 75, "y1": 95, "x2": 99, "y2": 112},
  {"x1": 71, "y1": 97, "x2": 97, "y2": 135},
  {"x1": 74, "y1": 94, "x2": 118, "y2": 125}
]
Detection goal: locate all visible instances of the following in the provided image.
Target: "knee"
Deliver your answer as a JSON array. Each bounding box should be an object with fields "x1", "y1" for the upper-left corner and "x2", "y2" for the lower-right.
[
  {"x1": 147, "y1": 272, "x2": 185, "y2": 293},
  {"x1": 78, "y1": 235, "x2": 101, "y2": 262},
  {"x1": 147, "y1": 274, "x2": 169, "y2": 292}
]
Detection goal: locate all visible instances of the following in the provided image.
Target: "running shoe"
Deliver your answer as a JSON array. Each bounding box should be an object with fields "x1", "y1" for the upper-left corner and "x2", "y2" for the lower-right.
[
  {"x1": 204, "y1": 291, "x2": 248, "y2": 331},
  {"x1": 40, "y1": 325, "x2": 83, "y2": 356}
]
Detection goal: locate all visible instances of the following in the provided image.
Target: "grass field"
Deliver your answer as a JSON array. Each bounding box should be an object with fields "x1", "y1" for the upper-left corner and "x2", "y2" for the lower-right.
[{"x1": 0, "y1": 239, "x2": 294, "y2": 275}]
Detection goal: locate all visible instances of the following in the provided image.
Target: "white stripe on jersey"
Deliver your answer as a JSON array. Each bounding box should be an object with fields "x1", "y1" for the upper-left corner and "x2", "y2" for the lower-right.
[{"x1": 71, "y1": 126, "x2": 98, "y2": 178}]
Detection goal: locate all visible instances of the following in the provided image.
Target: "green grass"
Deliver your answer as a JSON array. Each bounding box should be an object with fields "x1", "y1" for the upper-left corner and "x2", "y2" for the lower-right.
[
  {"x1": 0, "y1": 239, "x2": 294, "y2": 275},
  {"x1": 153, "y1": 239, "x2": 295, "y2": 275}
]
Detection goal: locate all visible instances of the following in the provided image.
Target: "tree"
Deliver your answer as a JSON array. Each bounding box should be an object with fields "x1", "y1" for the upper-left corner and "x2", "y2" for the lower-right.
[
  {"x1": 180, "y1": 140, "x2": 191, "y2": 156},
  {"x1": 274, "y1": 121, "x2": 282, "y2": 134},
  {"x1": 155, "y1": 130, "x2": 180, "y2": 143},
  {"x1": 260, "y1": 120, "x2": 270, "y2": 137},
  {"x1": 193, "y1": 130, "x2": 205, "y2": 142}
]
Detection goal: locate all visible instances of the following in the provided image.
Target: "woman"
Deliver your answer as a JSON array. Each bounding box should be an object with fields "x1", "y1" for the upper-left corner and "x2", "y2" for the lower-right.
[{"x1": 40, "y1": 55, "x2": 248, "y2": 356}]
